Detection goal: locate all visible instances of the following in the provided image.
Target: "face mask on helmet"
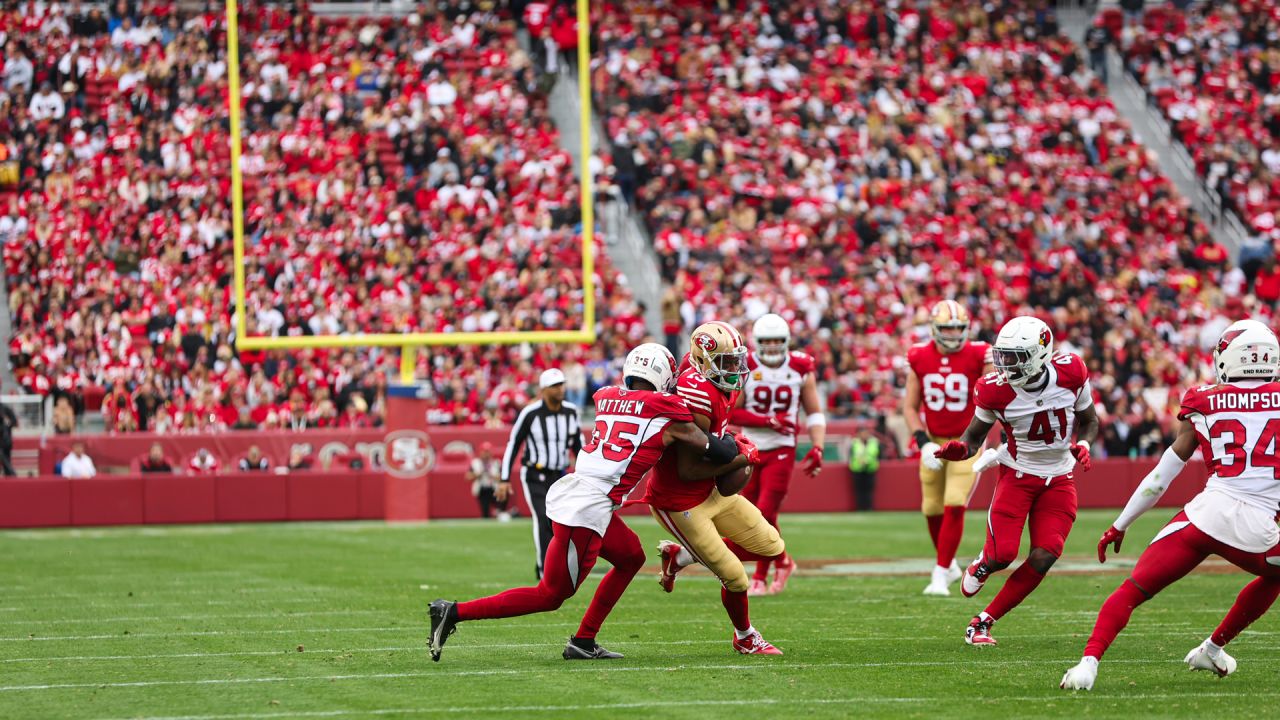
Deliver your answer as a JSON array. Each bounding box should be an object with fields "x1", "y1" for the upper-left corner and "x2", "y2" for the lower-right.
[
  {"x1": 705, "y1": 346, "x2": 749, "y2": 391},
  {"x1": 757, "y1": 337, "x2": 788, "y2": 365},
  {"x1": 933, "y1": 322, "x2": 969, "y2": 352},
  {"x1": 993, "y1": 347, "x2": 1041, "y2": 387}
]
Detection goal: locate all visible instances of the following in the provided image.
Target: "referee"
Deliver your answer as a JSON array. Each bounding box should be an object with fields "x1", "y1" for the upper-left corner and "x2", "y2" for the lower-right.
[{"x1": 500, "y1": 368, "x2": 582, "y2": 579}]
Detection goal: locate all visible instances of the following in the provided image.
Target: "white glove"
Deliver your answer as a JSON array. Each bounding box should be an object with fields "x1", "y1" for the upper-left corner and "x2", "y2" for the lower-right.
[
  {"x1": 920, "y1": 442, "x2": 943, "y2": 471},
  {"x1": 973, "y1": 447, "x2": 1001, "y2": 473}
]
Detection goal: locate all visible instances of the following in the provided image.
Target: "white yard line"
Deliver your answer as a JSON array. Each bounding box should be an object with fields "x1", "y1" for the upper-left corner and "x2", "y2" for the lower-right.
[{"x1": 0, "y1": 610, "x2": 385, "y2": 626}]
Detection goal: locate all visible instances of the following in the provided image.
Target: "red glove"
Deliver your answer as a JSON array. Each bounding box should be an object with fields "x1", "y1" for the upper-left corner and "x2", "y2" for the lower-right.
[
  {"x1": 1071, "y1": 441, "x2": 1092, "y2": 472},
  {"x1": 734, "y1": 435, "x2": 760, "y2": 466},
  {"x1": 934, "y1": 440, "x2": 971, "y2": 462},
  {"x1": 1097, "y1": 526, "x2": 1125, "y2": 563},
  {"x1": 768, "y1": 414, "x2": 797, "y2": 435},
  {"x1": 800, "y1": 446, "x2": 823, "y2": 477}
]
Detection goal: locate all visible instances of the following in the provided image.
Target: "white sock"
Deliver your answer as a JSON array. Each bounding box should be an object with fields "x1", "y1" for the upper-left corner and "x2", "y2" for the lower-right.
[
  {"x1": 1081, "y1": 656, "x2": 1099, "y2": 668},
  {"x1": 675, "y1": 547, "x2": 695, "y2": 567},
  {"x1": 935, "y1": 564, "x2": 950, "y2": 573},
  {"x1": 1205, "y1": 639, "x2": 1224, "y2": 659},
  {"x1": 978, "y1": 611, "x2": 994, "y2": 623},
  {"x1": 735, "y1": 625, "x2": 756, "y2": 640}
]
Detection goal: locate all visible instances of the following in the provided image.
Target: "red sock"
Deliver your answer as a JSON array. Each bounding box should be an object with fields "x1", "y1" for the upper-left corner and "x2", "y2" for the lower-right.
[
  {"x1": 1081, "y1": 579, "x2": 1148, "y2": 659},
  {"x1": 983, "y1": 562, "x2": 1048, "y2": 621},
  {"x1": 935, "y1": 506, "x2": 965, "y2": 567},
  {"x1": 925, "y1": 514, "x2": 943, "y2": 550},
  {"x1": 721, "y1": 587, "x2": 751, "y2": 632},
  {"x1": 575, "y1": 566, "x2": 636, "y2": 640},
  {"x1": 457, "y1": 585, "x2": 563, "y2": 621},
  {"x1": 724, "y1": 538, "x2": 781, "y2": 563},
  {"x1": 1212, "y1": 577, "x2": 1280, "y2": 646},
  {"x1": 752, "y1": 559, "x2": 772, "y2": 583}
]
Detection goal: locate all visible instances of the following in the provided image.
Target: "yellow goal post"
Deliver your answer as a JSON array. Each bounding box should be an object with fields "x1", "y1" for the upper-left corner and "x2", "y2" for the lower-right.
[{"x1": 224, "y1": 0, "x2": 597, "y2": 381}]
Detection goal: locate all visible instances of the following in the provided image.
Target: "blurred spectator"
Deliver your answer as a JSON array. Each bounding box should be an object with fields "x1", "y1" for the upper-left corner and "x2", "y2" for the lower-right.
[
  {"x1": 60, "y1": 441, "x2": 96, "y2": 478},
  {"x1": 0, "y1": 402, "x2": 15, "y2": 476},
  {"x1": 138, "y1": 443, "x2": 174, "y2": 474},
  {"x1": 468, "y1": 441, "x2": 508, "y2": 520},
  {"x1": 52, "y1": 397, "x2": 76, "y2": 434},
  {"x1": 238, "y1": 445, "x2": 271, "y2": 472},
  {"x1": 188, "y1": 448, "x2": 220, "y2": 475},
  {"x1": 287, "y1": 447, "x2": 313, "y2": 472}
]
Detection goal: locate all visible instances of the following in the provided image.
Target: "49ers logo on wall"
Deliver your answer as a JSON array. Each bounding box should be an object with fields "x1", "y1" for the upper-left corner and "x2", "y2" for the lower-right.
[
  {"x1": 694, "y1": 333, "x2": 717, "y2": 352},
  {"x1": 383, "y1": 430, "x2": 436, "y2": 478}
]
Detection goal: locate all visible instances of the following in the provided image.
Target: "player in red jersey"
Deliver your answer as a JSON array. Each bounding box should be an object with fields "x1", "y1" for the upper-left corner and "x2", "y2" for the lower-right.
[
  {"x1": 1061, "y1": 320, "x2": 1280, "y2": 690},
  {"x1": 646, "y1": 321, "x2": 788, "y2": 655},
  {"x1": 903, "y1": 301, "x2": 993, "y2": 596},
  {"x1": 935, "y1": 316, "x2": 1099, "y2": 646},
  {"x1": 428, "y1": 343, "x2": 753, "y2": 662},
  {"x1": 729, "y1": 313, "x2": 825, "y2": 596}
]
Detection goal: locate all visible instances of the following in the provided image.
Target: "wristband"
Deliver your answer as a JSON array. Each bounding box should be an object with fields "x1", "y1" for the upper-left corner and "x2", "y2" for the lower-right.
[
  {"x1": 806, "y1": 413, "x2": 826, "y2": 427},
  {"x1": 913, "y1": 430, "x2": 932, "y2": 449},
  {"x1": 703, "y1": 432, "x2": 739, "y2": 464}
]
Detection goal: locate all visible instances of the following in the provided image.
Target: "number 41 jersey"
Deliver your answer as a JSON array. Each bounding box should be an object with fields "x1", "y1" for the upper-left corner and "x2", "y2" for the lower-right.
[
  {"x1": 907, "y1": 340, "x2": 991, "y2": 438},
  {"x1": 974, "y1": 353, "x2": 1093, "y2": 478}
]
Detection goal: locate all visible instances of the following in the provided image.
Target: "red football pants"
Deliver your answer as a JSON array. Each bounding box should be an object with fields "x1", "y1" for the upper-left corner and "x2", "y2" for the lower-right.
[
  {"x1": 455, "y1": 514, "x2": 645, "y2": 639},
  {"x1": 741, "y1": 447, "x2": 794, "y2": 581},
  {"x1": 1084, "y1": 510, "x2": 1280, "y2": 659},
  {"x1": 982, "y1": 466, "x2": 1078, "y2": 566}
]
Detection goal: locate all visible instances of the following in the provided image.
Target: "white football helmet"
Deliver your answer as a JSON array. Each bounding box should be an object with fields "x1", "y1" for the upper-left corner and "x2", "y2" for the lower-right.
[
  {"x1": 1214, "y1": 319, "x2": 1279, "y2": 383},
  {"x1": 992, "y1": 316, "x2": 1053, "y2": 388},
  {"x1": 623, "y1": 343, "x2": 679, "y2": 393},
  {"x1": 752, "y1": 313, "x2": 790, "y2": 367}
]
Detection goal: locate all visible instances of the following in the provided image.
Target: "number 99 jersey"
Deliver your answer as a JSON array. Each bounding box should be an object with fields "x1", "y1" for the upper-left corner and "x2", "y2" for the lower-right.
[
  {"x1": 907, "y1": 340, "x2": 992, "y2": 439},
  {"x1": 741, "y1": 351, "x2": 815, "y2": 451}
]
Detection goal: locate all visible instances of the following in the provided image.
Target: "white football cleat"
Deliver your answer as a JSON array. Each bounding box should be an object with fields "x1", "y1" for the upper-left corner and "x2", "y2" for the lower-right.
[
  {"x1": 923, "y1": 565, "x2": 951, "y2": 596},
  {"x1": 1060, "y1": 657, "x2": 1098, "y2": 691},
  {"x1": 946, "y1": 559, "x2": 962, "y2": 585},
  {"x1": 960, "y1": 557, "x2": 988, "y2": 598},
  {"x1": 1184, "y1": 641, "x2": 1237, "y2": 677}
]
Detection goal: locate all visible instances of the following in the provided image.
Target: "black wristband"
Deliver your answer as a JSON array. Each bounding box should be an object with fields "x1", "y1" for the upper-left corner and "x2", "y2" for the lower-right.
[
  {"x1": 703, "y1": 432, "x2": 739, "y2": 464},
  {"x1": 913, "y1": 430, "x2": 932, "y2": 449}
]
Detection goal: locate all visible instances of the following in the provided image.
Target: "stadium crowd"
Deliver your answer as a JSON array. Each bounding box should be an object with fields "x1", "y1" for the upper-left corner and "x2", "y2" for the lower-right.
[
  {"x1": 0, "y1": 0, "x2": 641, "y2": 433},
  {"x1": 591, "y1": 0, "x2": 1253, "y2": 456}
]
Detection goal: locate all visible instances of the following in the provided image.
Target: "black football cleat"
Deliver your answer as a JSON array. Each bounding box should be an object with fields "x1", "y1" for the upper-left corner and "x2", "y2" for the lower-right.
[
  {"x1": 428, "y1": 599, "x2": 458, "y2": 662},
  {"x1": 563, "y1": 637, "x2": 623, "y2": 660}
]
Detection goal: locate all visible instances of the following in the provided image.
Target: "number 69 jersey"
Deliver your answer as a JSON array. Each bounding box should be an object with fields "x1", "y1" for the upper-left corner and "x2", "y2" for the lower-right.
[
  {"x1": 974, "y1": 353, "x2": 1093, "y2": 478},
  {"x1": 741, "y1": 351, "x2": 815, "y2": 451},
  {"x1": 907, "y1": 339, "x2": 992, "y2": 438}
]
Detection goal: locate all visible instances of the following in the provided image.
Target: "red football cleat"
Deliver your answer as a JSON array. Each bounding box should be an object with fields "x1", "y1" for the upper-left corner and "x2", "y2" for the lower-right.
[
  {"x1": 657, "y1": 540, "x2": 684, "y2": 593},
  {"x1": 960, "y1": 557, "x2": 989, "y2": 598},
  {"x1": 732, "y1": 630, "x2": 783, "y2": 655},
  {"x1": 769, "y1": 554, "x2": 795, "y2": 595},
  {"x1": 965, "y1": 616, "x2": 997, "y2": 646}
]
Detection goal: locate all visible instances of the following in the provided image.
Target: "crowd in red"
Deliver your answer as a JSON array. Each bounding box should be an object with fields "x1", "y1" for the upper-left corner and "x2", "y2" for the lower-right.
[
  {"x1": 1110, "y1": 2, "x2": 1280, "y2": 247},
  {"x1": 592, "y1": 0, "x2": 1254, "y2": 456},
  {"x1": 0, "y1": 0, "x2": 640, "y2": 433}
]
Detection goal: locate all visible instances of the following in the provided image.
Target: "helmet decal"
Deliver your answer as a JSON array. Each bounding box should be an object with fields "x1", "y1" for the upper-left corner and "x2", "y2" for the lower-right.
[
  {"x1": 694, "y1": 333, "x2": 717, "y2": 352},
  {"x1": 1039, "y1": 328, "x2": 1051, "y2": 347},
  {"x1": 1218, "y1": 328, "x2": 1246, "y2": 354}
]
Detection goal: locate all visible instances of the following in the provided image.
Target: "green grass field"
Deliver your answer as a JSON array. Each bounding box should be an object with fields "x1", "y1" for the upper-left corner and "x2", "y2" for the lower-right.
[{"x1": 1, "y1": 510, "x2": 1276, "y2": 719}]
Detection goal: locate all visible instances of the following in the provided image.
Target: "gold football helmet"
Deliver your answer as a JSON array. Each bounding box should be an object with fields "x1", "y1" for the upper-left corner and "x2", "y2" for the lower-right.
[
  {"x1": 930, "y1": 300, "x2": 971, "y2": 353},
  {"x1": 689, "y1": 321, "x2": 749, "y2": 392}
]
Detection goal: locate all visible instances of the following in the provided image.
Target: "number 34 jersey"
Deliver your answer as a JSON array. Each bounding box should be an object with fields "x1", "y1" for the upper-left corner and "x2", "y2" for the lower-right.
[
  {"x1": 907, "y1": 340, "x2": 991, "y2": 439},
  {"x1": 741, "y1": 351, "x2": 815, "y2": 451},
  {"x1": 546, "y1": 386, "x2": 692, "y2": 535},
  {"x1": 974, "y1": 353, "x2": 1093, "y2": 478}
]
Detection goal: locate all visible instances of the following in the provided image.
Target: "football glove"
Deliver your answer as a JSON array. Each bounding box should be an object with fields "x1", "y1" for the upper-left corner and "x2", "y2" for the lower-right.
[
  {"x1": 734, "y1": 435, "x2": 761, "y2": 466},
  {"x1": 973, "y1": 447, "x2": 1001, "y2": 474},
  {"x1": 934, "y1": 440, "x2": 971, "y2": 462},
  {"x1": 1097, "y1": 526, "x2": 1125, "y2": 563},
  {"x1": 769, "y1": 414, "x2": 797, "y2": 435},
  {"x1": 1071, "y1": 441, "x2": 1093, "y2": 472},
  {"x1": 801, "y1": 446, "x2": 823, "y2": 477},
  {"x1": 920, "y1": 442, "x2": 943, "y2": 471}
]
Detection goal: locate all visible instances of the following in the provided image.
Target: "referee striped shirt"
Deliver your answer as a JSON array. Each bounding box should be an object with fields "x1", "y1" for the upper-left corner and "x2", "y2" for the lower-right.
[{"x1": 501, "y1": 400, "x2": 582, "y2": 483}]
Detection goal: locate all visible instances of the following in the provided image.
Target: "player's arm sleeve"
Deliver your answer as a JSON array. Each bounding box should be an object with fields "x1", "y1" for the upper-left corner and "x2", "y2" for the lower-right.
[
  {"x1": 730, "y1": 406, "x2": 770, "y2": 426},
  {"x1": 1114, "y1": 446, "x2": 1187, "y2": 531},
  {"x1": 1074, "y1": 378, "x2": 1094, "y2": 411},
  {"x1": 974, "y1": 405, "x2": 997, "y2": 423},
  {"x1": 500, "y1": 404, "x2": 535, "y2": 483}
]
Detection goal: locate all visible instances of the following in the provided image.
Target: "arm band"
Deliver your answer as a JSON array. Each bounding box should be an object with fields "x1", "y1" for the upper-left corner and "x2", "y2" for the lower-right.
[
  {"x1": 1114, "y1": 447, "x2": 1187, "y2": 531},
  {"x1": 913, "y1": 430, "x2": 932, "y2": 449},
  {"x1": 703, "y1": 432, "x2": 739, "y2": 465},
  {"x1": 806, "y1": 413, "x2": 826, "y2": 428}
]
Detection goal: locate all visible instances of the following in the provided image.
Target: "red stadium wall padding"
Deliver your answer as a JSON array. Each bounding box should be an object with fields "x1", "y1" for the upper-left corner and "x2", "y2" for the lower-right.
[
  {"x1": 288, "y1": 474, "x2": 361, "y2": 521},
  {"x1": 358, "y1": 473, "x2": 386, "y2": 519},
  {"x1": 216, "y1": 473, "x2": 289, "y2": 523},
  {"x1": 144, "y1": 475, "x2": 217, "y2": 524},
  {"x1": 71, "y1": 476, "x2": 145, "y2": 526},
  {"x1": 0, "y1": 477, "x2": 71, "y2": 527}
]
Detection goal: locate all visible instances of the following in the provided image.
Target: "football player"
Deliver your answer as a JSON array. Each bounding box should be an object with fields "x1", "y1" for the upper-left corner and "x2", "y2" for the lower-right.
[
  {"x1": 646, "y1": 321, "x2": 787, "y2": 655},
  {"x1": 934, "y1": 316, "x2": 1099, "y2": 646},
  {"x1": 903, "y1": 301, "x2": 993, "y2": 596},
  {"x1": 1061, "y1": 321, "x2": 1280, "y2": 690},
  {"x1": 730, "y1": 313, "x2": 825, "y2": 596},
  {"x1": 428, "y1": 343, "x2": 754, "y2": 662}
]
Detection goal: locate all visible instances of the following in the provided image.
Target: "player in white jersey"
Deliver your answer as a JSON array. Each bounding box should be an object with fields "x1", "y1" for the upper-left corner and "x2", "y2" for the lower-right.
[
  {"x1": 429, "y1": 343, "x2": 756, "y2": 662},
  {"x1": 935, "y1": 316, "x2": 1099, "y2": 646},
  {"x1": 730, "y1": 313, "x2": 826, "y2": 595},
  {"x1": 1062, "y1": 320, "x2": 1280, "y2": 690}
]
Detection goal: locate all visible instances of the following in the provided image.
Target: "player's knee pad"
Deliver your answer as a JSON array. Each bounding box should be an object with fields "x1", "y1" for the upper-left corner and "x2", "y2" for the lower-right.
[
  {"x1": 1027, "y1": 547, "x2": 1059, "y2": 574},
  {"x1": 722, "y1": 567, "x2": 752, "y2": 593},
  {"x1": 613, "y1": 547, "x2": 646, "y2": 575},
  {"x1": 921, "y1": 498, "x2": 944, "y2": 517}
]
